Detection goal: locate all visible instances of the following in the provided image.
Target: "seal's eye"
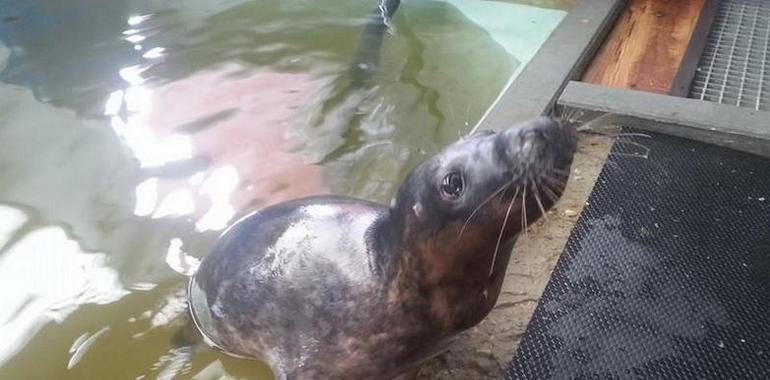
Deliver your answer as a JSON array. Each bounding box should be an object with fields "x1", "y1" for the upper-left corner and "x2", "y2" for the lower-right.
[{"x1": 440, "y1": 172, "x2": 464, "y2": 199}]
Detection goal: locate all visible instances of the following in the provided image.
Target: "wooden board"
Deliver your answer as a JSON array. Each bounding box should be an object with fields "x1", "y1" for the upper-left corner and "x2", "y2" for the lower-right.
[{"x1": 582, "y1": 0, "x2": 713, "y2": 94}]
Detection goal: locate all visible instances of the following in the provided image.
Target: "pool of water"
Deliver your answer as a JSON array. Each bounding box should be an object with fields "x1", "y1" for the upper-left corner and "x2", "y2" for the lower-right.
[{"x1": 0, "y1": 0, "x2": 568, "y2": 378}]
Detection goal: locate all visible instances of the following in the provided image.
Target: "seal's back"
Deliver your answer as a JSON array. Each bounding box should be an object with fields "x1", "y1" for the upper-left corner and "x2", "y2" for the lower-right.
[{"x1": 189, "y1": 196, "x2": 389, "y2": 377}]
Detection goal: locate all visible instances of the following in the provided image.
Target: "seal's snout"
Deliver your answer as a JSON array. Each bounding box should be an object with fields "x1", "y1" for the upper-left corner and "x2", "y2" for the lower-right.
[{"x1": 498, "y1": 116, "x2": 577, "y2": 173}]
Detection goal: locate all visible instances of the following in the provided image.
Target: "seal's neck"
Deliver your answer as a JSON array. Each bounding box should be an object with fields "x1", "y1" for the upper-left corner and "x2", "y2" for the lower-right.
[
  {"x1": 368, "y1": 211, "x2": 400, "y2": 276},
  {"x1": 375, "y1": 209, "x2": 517, "y2": 333}
]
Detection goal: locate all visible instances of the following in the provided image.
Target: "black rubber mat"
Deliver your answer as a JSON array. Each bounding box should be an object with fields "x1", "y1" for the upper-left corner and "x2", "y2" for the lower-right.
[{"x1": 506, "y1": 129, "x2": 770, "y2": 379}]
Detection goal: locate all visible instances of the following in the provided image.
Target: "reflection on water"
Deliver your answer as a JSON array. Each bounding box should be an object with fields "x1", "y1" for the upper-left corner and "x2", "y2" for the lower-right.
[
  {"x1": 0, "y1": 0, "x2": 568, "y2": 378},
  {"x1": 0, "y1": 205, "x2": 128, "y2": 365},
  {"x1": 67, "y1": 326, "x2": 110, "y2": 369}
]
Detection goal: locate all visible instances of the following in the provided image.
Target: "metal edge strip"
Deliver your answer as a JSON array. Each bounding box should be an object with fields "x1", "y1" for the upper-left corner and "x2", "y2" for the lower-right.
[
  {"x1": 477, "y1": 0, "x2": 626, "y2": 132},
  {"x1": 559, "y1": 80, "x2": 770, "y2": 158}
]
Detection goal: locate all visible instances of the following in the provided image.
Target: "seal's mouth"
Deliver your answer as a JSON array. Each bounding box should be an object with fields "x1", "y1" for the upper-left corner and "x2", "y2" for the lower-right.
[
  {"x1": 491, "y1": 116, "x2": 577, "y2": 206},
  {"x1": 469, "y1": 117, "x2": 577, "y2": 276},
  {"x1": 496, "y1": 117, "x2": 577, "y2": 181}
]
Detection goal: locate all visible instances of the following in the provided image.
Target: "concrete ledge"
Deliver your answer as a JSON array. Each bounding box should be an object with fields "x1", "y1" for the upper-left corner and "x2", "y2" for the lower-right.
[
  {"x1": 558, "y1": 81, "x2": 770, "y2": 158},
  {"x1": 478, "y1": 0, "x2": 626, "y2": 131}
]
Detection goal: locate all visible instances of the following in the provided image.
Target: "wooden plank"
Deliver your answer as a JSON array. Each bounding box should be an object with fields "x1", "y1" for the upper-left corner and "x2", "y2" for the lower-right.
[
  {"x1": 581, "y1": 0, "x2": 712, "y2": 94},
  {"x1": 669, "y1": 0, "x2": 718, "y2": 96}
]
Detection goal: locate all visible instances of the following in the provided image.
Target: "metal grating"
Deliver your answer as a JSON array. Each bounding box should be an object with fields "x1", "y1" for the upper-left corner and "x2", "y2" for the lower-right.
[{"x1": 689, "y1": 0, "x2": 770, "y2": 111}]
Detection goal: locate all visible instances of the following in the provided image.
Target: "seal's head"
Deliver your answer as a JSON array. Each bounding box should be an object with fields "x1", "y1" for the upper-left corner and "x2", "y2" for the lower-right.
[{"x1": 386, "y1": 117, "x2": 577, "y2": 331}]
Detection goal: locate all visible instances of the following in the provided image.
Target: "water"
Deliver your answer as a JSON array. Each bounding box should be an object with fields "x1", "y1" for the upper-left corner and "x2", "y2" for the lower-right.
[{"x1": 0, "y1": 0, "x2": 568, "y2": 378}]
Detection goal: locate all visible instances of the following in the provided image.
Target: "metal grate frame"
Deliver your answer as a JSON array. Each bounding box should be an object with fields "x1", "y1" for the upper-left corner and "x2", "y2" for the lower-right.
[{"x1": 690, "y1": 0, "x2": 770, "y2": 111}]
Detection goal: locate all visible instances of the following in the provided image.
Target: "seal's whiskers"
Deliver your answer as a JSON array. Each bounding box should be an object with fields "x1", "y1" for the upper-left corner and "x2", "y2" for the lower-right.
[
  {"x1": 550, "y1": 167, "x2": 571, "y2": 177},
  {"x1": 489, "y1": 186, "x2": 519, "y2": 278},
  {"x1": 539, "y1": 172, "x2": 567, "y2": 188},
  {"x1": 579, "y1": 129, "x2": 651, "y2": 139},
  {"x1": 521, "y1": 180, "x2": 528, "y2": 236},
  {"x1": 572, "y1": 113, "x2": 652, "y2": 160},
  {"x1": 609, "y1": 151, "x2": 650, "y2": 159},
  {"x1": 614, "y1": 139, "x2": 651, "y2": 159},
  {"x1": 459, "y1": 178, "x2": 515, "y2": 238},
  {"x1": 573, "y1": 112, "x2": 619, "y2": 132},
  {"x1": 540, "y1": 183, "x2": 560, "y2": 204},
  {"x1": 531, "y1": 181, "x2": 549, "y2": 221},
  {"x1": 576, "y1": 146, "x2": 608, "y2": 161},
  {"x1": 541, "y1": 178, "x2": 564, "y2": 204},
  {"x1": 562, "y1": 108, "x2": 583, "y2": 124}
]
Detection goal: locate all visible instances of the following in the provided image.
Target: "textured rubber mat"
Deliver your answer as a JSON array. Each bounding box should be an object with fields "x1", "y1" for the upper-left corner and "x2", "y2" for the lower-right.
[{"x1": 506, "y1": 129, "x2": 770, "y2": 379}]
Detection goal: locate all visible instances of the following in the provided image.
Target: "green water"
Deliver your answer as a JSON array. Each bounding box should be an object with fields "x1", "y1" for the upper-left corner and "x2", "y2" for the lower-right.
[{"x1": 0, "y1": 0, "x2": 567, "y2": 378}]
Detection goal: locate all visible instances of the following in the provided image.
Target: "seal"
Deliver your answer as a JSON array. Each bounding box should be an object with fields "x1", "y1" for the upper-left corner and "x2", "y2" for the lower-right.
[{"x1": 187, "y1": 116, "x2": 577, "y2": 380}]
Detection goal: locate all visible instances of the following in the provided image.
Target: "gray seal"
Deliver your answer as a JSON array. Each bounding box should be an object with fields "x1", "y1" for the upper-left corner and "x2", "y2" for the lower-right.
[{"x1": 188, "y1": 117, "x2": 577, "y2": 379}]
